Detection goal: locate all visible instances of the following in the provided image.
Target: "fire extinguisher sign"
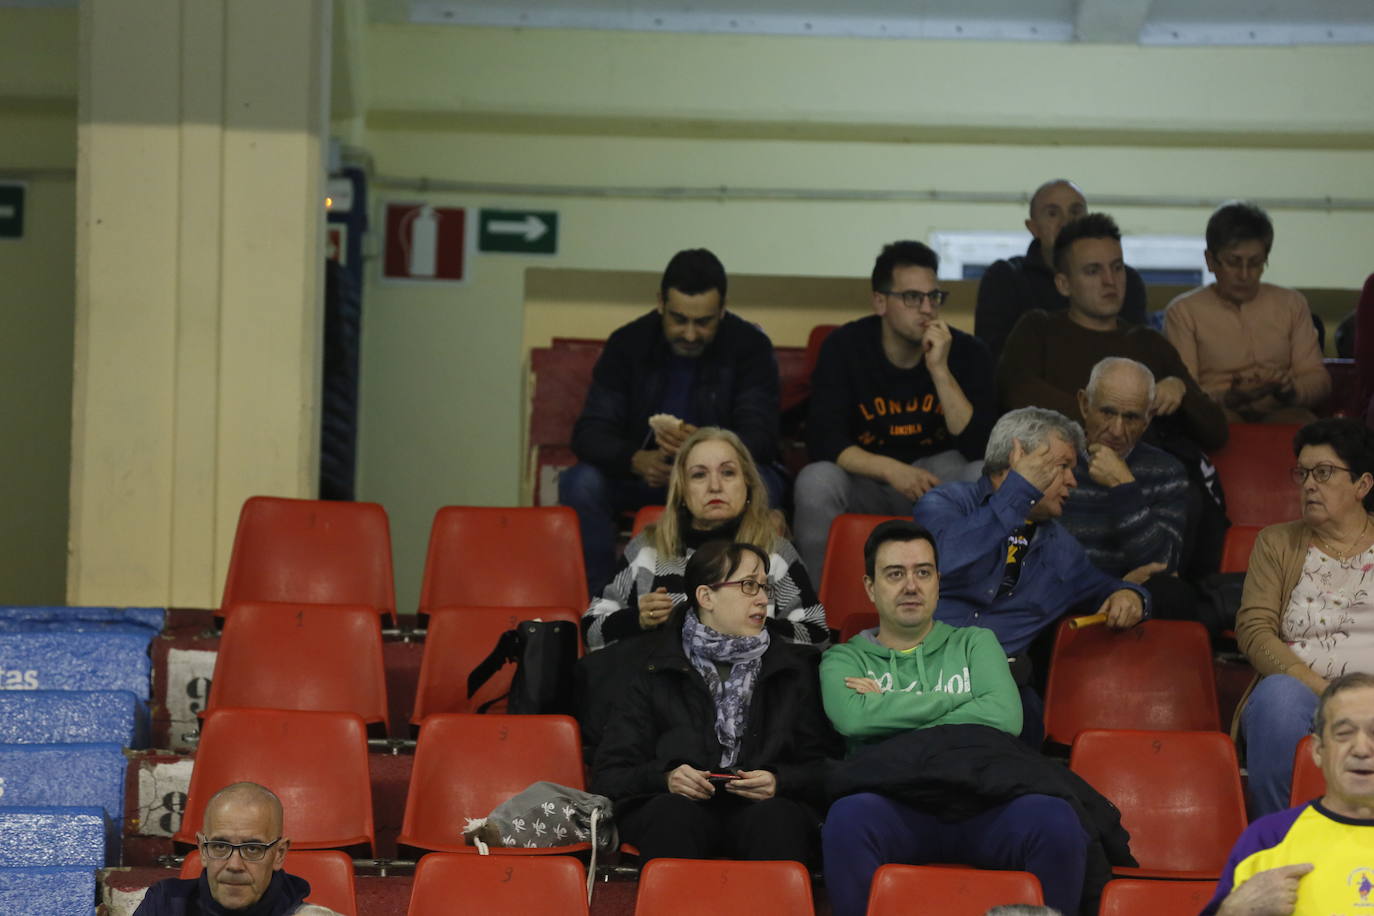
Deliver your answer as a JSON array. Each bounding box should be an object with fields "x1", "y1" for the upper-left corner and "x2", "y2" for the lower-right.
[{"x1": 382, "y1": 202, "x2": 469, "y2": 283}]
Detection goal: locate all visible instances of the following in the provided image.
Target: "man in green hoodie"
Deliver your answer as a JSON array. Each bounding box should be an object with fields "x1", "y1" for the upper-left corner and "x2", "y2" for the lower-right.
[{"x1": 819, "y1": 520, "x2": 1088, "y2": 916}]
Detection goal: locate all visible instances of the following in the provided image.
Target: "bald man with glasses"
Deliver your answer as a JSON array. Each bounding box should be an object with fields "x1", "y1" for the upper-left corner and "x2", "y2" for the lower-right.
[
  {"x1": 134, "y1": 782, "x2": 342, "y2": 915},
  {"x1": 795, "y1": 240, "x2": 996, "y2": 576}
]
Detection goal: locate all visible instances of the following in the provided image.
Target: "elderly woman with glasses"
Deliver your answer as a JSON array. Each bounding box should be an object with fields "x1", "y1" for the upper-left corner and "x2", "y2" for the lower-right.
[
  {"x1": 590, "y1": 539, "x2": 834, "y2": 865},
  {"x1": 1237, "y1": 417, "x2": 1374, "y2": 816},
  {"x1": 582, "y1": 426, "x2": 827, "y2": 650}
]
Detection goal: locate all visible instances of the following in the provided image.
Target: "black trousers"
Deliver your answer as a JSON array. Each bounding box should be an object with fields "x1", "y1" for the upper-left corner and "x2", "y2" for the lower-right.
[{"x1": 619, "y1": 790, "x2": 818, "y2": 866}]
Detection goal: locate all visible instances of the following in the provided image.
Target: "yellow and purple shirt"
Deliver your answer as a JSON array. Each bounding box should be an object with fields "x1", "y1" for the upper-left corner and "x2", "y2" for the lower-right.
[{"x1": 1203, "y1": 801, "x2": 1374, "y2": 915}]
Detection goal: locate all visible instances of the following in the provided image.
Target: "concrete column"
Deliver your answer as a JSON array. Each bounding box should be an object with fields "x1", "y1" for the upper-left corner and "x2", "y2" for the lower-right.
[{"x1": 70, "y1": 0, "x2": 330, "y2": 607}]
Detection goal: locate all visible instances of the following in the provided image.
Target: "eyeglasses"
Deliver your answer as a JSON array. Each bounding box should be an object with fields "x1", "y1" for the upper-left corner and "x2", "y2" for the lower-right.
[
  {"x1": 710, "y1": 578, "x2": 773, "y2": 597},
  {"x1": 197, "y1": 834, "x2": 282, "y2": 862},
  {"x1": 1291, "y1": 464, "x2": 1353, "y2": 485},
  {"x1": 882, "y1": 288, "x2": 948, "y2": 309}
]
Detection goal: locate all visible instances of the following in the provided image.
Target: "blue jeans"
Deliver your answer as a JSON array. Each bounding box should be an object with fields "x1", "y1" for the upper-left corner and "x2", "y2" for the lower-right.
[
  {"x1": 559, "y1": 462, "x2": 786, "y2": 596},
  {"x1": 822, "y1": 792, "x2": 1088, "y2": 916},
  {"x1": 1242, "y1": 673, "x2": 1319, "y2": 817}
]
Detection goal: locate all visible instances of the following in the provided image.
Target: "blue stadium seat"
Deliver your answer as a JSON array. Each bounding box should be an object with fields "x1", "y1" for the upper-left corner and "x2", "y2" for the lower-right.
[
  {"x1": 0, "y1": 867, "x2": 98, "y2": 916},
  {"x1": 0, "y1": 745, "x2": 127, "y2": 863},
  {"x1": 0, "y1": 808, "x2": 106, "y2": 867},
  {"x1": 0, "y1": 631, "x2": 154, "y2": 698},
  {"x1": 0, "y1": 690, "x2": 145, "y2": 747},
  {"x1": 0, "y1": 606, "x2": 164, "y2": 632}
]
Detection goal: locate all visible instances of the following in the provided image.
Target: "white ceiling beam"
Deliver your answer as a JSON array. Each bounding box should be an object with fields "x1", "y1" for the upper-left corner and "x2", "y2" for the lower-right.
[{"x1": 1074, "y1": 0, "x2": 1153, "y2": 43}]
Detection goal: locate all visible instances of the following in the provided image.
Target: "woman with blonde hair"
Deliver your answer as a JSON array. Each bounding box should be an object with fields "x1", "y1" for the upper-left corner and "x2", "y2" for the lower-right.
[{"x1": 583, "y1": 427, "x2": 827, "y2": 649}]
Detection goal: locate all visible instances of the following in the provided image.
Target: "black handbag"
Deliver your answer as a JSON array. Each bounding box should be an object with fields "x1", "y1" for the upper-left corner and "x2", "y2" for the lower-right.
[{"x1": 467, "y1": 619, "x2": 579, "y2": 715}]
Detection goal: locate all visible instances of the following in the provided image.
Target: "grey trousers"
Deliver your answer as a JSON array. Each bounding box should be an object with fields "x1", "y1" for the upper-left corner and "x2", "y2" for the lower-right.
[{"x1": 793, "y1": 449, "x2": 983, "y2": 577}]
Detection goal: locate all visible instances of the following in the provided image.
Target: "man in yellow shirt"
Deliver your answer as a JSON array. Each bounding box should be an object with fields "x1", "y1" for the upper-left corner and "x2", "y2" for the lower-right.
[{"x1": 1204, "y1": 672, "x2": 1374, "y2": 915}]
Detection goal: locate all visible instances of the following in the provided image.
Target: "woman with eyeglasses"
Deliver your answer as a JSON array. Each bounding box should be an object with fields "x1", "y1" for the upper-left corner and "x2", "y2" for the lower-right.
[
  {"x1": 582, "y1": 426, "x2": 827, "y2": 650},
  {"x1": 590, "y1": 539, "x2": 833, "y2": 865},
  {"x1": 1237, "y1": 417, "x2": 1374, "y2": 816}
]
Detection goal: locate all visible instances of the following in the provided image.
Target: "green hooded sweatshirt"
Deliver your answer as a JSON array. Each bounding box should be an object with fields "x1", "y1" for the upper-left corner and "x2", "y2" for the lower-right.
[{"x1": 819, "y1": 620, "x2": 1022, "y2": 754}]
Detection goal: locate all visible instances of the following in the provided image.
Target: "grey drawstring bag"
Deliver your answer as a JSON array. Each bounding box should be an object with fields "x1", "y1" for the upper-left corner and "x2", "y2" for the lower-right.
[{"x1": 462, "y1": 780, "x2": 618, "y2": 903}]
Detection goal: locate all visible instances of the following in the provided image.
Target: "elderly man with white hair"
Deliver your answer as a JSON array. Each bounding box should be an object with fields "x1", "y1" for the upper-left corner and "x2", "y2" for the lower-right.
[{"x1": 1059, "y1": 357, "x2": 1199, "y2": 621}]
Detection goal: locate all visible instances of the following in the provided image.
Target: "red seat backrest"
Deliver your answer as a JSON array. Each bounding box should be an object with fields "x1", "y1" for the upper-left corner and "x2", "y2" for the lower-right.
[
  {"x1": 207, "y1": 602, "x2": 388, "y2": 732},
  {"x1": 173, "y1": 708, "x2": 374, "y2": 855},
  {"x1": 635, "y1": 858, "x2": 814, "y2": 916},
  {"x1": 407, "y1": 853, "x2": 590, "y2": 915},
  {"x1": 420, "y1": 506, "x2": 587, "y2": 614},
  {"x1": 222, "y1": 496, "x2": 395, "y2": 623},
  {"x1": 1098, "y1": 878, "x2": 1215, "y2": 916},
  {"x1": 1069, "y1": 729, "x2": 1246, "y2": 878},
  {"x1": 1208, "y1": 424, "x2": 1302, "y2": 527},
  {"x1": 1043, "y1": 619, "x2": 1219, "y2": 745},
  {"x1": 397, "y1": 714, "x2": 586, "y2": 854},
  {"x1": 411, "y1": 606, "x2": 582, "y2": 723},
  {"x1": 1290, "y1": 734, "x2": 1326, "y2": 807},
  {"x1": 866, "y1": 864, "x2": 1042, "y2": 915},
  {"x1": 1220, "y1": 524, "x2": 1264, "y2": 574}
]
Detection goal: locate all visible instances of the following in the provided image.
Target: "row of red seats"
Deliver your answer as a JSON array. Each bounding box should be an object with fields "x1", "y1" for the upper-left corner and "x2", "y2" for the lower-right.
[
  {"x1": 222, "y1": 498, "x2": 590, "y2": 626},
  {"x1": 174, "y1": 850, "x2": 1215, "y2": 916},
  {"x1": 206, "y1": 602, "x2": 582, "y2": 732},
  {"x1": 223, "y1": 420, "x2": 1296, "y2": 632},
  {"x1": 172, "y1": 706, "x2": 1325, "y2": 884},
  {"x1": 207, "y1": 601, "x2": 1221, "y2": 747}
]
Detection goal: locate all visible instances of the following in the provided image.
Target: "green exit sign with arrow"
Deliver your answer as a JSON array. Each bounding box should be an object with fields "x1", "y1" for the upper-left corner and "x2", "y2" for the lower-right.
[{"x1": 478, "y1": 208, "x2": 558, "y2": 255}]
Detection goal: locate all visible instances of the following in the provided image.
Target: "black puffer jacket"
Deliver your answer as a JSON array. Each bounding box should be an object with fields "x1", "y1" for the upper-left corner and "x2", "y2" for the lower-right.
[{"x1": 590, "y1": 612, "x2": 836, "y2": 817}]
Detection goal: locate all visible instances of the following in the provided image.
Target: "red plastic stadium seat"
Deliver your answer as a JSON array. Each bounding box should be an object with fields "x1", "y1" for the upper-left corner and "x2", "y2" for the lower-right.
[
  {"x1": 635, "y1": 858, "x2": 814, "y2": 916},
  {"x1": 1208, "y1": 424, "x2": 1303, "y2": 527},
  {"x1": 406, "y1": 853, "x2": 589, "y2": 915},
  {"x1": 221, "y1": 496, "x2": 396, "y2": 624},
  {"x1": 181, "y1": 849, "x2": 357, "y2": 916},
  {"x1": 411, "y1": 606, "x2": 582, "y2": 724},
  {"x1": 173, "y1": 708, "x2": 374, "y2": 855},
  {"x1": 1069, "y1": 729, "x2": 1246, "y2": 879},
  {"x1": 631, "y1": 505, "x2": 665, "y2": 536},
  {"x1": 1098, "y1": 878, "x2": 1214, "y2": 916},
  {"x1": 1043, "y1": 619, "x2": 1219, "y2": 746},
  {"x1": 818, "y1": 514, "x2": 906, "y2": 636},
  {"x1": 866, "y1": 864, "x2": 1042, "y2": 915},
  {"x1": 1220, "y1": 524, "x2": 1264, "y2": 574},
  {"x1": 206, "y1": 602, "x2": 389, "y2": 734},
  {"x1": 1290, "y1": 734, "x2": 1326, "y2": 807},
  {"x1": 419, "y1": 507, "x2": 587, "y2": 616},
  {"x1": 397, "y1": 714, "x2": 587, "y2": 855}
]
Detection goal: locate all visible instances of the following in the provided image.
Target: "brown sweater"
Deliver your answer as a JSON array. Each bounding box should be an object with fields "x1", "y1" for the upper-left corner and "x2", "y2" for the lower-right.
[
  {"x1": 996, "y1": 310, "x2": 1229, "y2": 452},
  {"x1": 1235, "y1": 519, "x2": 1374, "y2": 693}
]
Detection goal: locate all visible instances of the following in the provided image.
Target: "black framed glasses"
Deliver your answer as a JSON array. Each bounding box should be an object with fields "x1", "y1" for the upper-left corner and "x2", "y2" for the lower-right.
[
  {"x1": 882, "y1": 288, "x2": 948, "y2": 309},
  {"x1": 710, "y1": 578, "x2": 773, "y2": 597},
  {"x1": 1291, "y1": 464, "x2": 1353, "y2": 485},
  {"x1": 197, "y1": 834, "x2": 282, "y2": 862}
]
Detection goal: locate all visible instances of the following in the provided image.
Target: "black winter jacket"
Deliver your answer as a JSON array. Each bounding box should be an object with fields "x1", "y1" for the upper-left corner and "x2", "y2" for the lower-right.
[
  {"x1": 828, "y1": 723, "x2": 1136, "y2": 915},
  {"x1": 589, "y1": 613, "x2": 836, "y2": 817},
  {"x1": 570, "y1": 311, "x2": 781, "y2": 477}
]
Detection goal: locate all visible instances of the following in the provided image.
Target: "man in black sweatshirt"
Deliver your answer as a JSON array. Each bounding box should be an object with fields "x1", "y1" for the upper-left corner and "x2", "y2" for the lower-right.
[{"x1": 794, "y1": 241, "x2": 996, "y2": 576}]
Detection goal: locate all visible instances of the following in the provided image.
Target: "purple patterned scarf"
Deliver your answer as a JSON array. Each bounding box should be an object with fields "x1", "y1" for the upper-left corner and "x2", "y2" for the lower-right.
[{"x1": 681, "y1": 608, "x2": 770, "y2": 768}]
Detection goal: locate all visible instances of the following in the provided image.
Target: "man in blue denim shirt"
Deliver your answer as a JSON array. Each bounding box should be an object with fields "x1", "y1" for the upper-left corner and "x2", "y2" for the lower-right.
[{"x1": 915, "y1": 407, "x2": 1148, "y2": 741}]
